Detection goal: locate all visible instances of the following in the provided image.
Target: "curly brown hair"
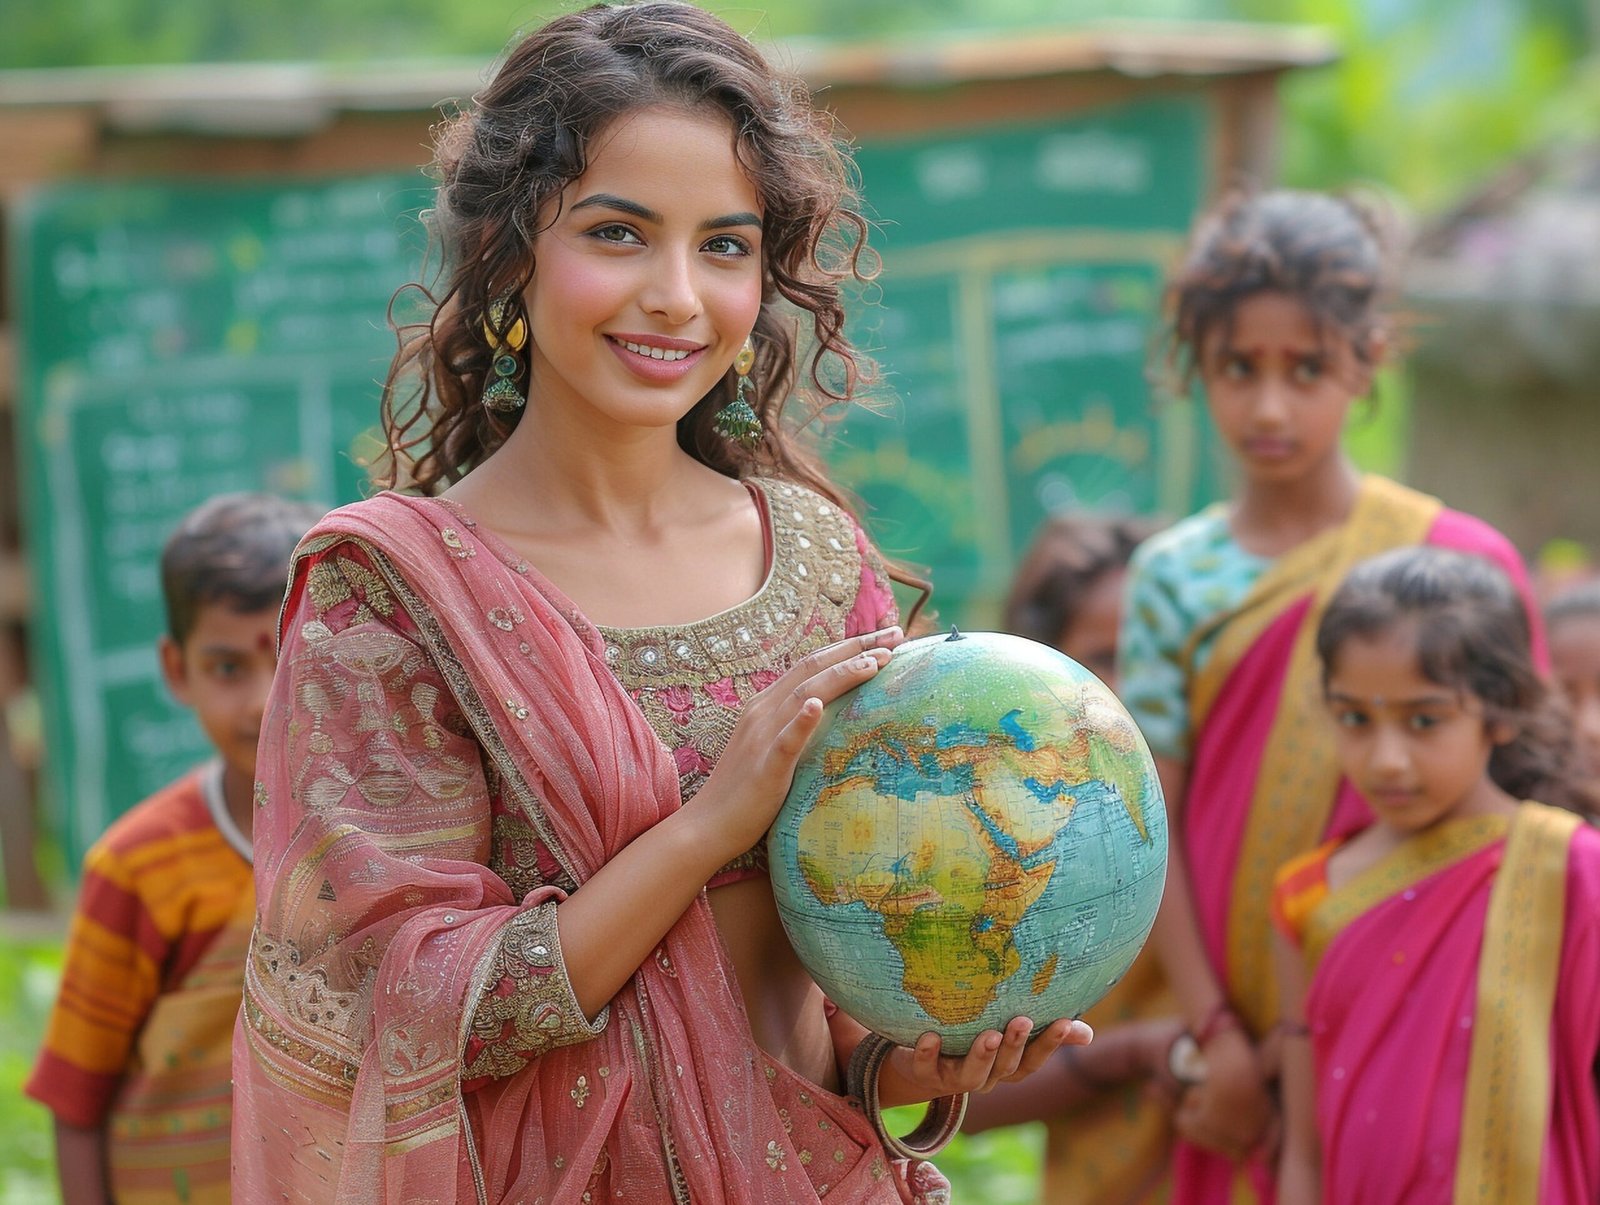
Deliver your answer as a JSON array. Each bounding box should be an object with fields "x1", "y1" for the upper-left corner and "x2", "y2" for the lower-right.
[
  {"x1": 1161, "y1": 188, "x2": 1398, "y2": 393},
  {"x1": 377, "y1": 1, "x2": 877, "y2": 507}
]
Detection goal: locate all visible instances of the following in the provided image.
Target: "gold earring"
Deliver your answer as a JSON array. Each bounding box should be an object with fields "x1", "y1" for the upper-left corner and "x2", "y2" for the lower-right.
[
  {"x1": 713, "y1": 337, "x2": 761, "y2": 447},
  {"x1": 480, "y1": 297, "x2": 527, "y2": 413}
]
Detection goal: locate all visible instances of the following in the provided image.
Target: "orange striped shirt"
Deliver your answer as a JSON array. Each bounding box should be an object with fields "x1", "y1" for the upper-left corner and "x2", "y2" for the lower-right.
[{"x1": 26, "y1": 766, "x2": 252, "y2": 1205}]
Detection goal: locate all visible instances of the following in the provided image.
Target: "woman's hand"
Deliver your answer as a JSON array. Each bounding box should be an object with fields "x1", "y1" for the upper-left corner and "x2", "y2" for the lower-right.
[
  {"x1": 1173, "y1": 1027, "x2": 1274, "y2": 1159},
  {"x1": 886, "y1": 1018, "x2": 1093, "y2": 1100},
  {"x1": 688, "y1": 626, "x2": 904, "y2": 860},
  {"x1": 864, "y1": 1017, "x2": 1093, "y2": 1105}
]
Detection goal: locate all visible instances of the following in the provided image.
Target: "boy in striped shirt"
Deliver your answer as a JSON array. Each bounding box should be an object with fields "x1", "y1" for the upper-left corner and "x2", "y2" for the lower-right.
[{"x1": 26, "y1": 493, "x2": 321, "y2": 1205}]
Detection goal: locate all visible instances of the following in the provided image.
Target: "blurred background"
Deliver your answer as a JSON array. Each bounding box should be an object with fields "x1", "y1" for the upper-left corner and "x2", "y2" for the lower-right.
[{"x1": 2, "y1": 0, "x2": 1599, "y2": 1199}]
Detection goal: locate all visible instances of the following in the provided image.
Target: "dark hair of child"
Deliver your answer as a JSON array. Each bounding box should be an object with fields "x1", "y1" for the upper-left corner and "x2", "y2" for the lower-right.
[
  {"x1": 1315, "y1": 545, "x2": 1597, "y2": 818},
  {"x1": 1003, "y1": 512, "x2": 1158, "y2": 646},
  {"x1": 379, "y1": 0, "x2": 873, "y2": 500},
  {"x1": 160, "y1": 493, "x2": 326, "y2": 644},
  {"x1": 1162, "y1": 188, "x2": 1396, "y2": 391}
]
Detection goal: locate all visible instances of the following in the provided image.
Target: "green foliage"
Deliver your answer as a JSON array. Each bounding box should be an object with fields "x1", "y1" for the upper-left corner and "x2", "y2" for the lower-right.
[
  {"x1": 1233, "y1": 0, "x2": 1594, "y2": 208},
  {"x1": 0, "y1": 938, "x2": 62, "y2": 1203},
  {"x1": 885, "y1": 1105, "x2": 1047, "y2": 1203}
]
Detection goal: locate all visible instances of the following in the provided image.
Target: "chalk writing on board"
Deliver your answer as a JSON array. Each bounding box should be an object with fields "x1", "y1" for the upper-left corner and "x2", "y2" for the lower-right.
[{"x1": 18, "y1": 173, "x2": 427, "y2": 862}]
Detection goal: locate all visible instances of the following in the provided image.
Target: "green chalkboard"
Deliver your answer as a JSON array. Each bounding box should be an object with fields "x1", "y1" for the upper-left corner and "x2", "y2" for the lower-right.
[
  {"x1": 15, "y1": 174, "x2": 429, "y2": 864},
  {"x1": 15, "y1": 93, "x2": 1225, "y2": 865},
  {"x1": 838, "y1": 95, "x2": 1224, "y2": 623}
]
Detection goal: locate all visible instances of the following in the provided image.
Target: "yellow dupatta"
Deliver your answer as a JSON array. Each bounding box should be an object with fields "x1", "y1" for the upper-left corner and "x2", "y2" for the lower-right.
[
  {"x1": 1454, "y1": 803, "x2": 1580, "y2": 1204},
  {"x1": 1185, "y1": 475, "x2": 1440, "y2": 1032}
]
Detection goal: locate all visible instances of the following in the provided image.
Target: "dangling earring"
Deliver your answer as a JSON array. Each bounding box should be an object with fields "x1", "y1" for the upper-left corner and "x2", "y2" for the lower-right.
[
  {"x1": 713, "y1": 337, "x2": 762, "y2": 447},
  {"x1": 480, "y1": 297, "x2": 527, "y2": 413}
]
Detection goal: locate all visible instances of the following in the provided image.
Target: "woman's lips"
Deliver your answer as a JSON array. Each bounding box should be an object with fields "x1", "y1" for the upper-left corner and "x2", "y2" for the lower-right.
[{"x1": 605, "y1": 334, "x2": 708, "y2": 381}]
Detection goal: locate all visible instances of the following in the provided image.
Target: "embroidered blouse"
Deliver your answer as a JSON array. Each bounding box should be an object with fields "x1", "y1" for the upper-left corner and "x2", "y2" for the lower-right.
[{"x1": 285, "y1": 477, "x2": 896, "y2": 1087}]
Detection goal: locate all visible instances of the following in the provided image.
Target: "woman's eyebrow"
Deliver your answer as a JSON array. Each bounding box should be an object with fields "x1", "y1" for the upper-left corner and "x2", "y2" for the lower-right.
[{"x1": 569, "y1": 193, "x2": 760, "y2": 231}]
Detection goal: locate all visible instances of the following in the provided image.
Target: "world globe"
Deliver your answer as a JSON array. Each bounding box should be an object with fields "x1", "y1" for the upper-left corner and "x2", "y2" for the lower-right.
[{"x1": 768, "y1": 628, "x2": 1167, "y2": 1055}]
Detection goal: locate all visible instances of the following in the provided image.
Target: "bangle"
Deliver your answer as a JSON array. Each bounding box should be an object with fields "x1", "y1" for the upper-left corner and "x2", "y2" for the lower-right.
[
  {"x1": 1193, "y1": 1000, "x2": 1243, "y2": 1047},
  {"x1": 845, "y1": 1033, "x2": 968, "y2": 1161}
]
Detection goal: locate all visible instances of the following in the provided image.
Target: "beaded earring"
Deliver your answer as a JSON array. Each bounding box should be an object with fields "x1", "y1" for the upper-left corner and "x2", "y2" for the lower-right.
[
  {"x1": 480, "y1": 297, "x2": 528, "y2": 413},
  {"x1": 713, "y1": 337, "x2": 762, "y2": 447}
]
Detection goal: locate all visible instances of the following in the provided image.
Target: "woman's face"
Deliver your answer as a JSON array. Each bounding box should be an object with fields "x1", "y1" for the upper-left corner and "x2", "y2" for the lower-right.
[
  {"x1": 521, "y1": 104, "x2": 765, "y2": 439},
  {"x1": 1199, "y1": 291, "x2": 1367, "y2": 488}
]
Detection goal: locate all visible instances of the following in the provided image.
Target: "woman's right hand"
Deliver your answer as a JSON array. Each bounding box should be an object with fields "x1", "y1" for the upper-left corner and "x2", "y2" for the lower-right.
[
  {"x1": 1173, "y1": 1027, "x2": 1274, "y2": 1160},
  {"x1": 689, "y1": 626, "x2": 904, "y2": 859}
]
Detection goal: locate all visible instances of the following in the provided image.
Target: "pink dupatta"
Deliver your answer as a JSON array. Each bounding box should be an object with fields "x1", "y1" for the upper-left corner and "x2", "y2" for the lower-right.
[{"x1": 233, "y1": 492, "x2": 921, "y2": 1204}]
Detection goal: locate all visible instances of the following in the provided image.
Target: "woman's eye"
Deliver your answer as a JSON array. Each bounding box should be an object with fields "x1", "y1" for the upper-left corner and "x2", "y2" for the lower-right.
[
  {"x1": 1334, "y1": 709, "x2": 1368, "y2": 729},
  {"x1": 590, "y1": 223, "x2": 642, "y2": 245},
  {"x1": 1407, "y1": 713, "x2": 1440, "y2": 732},
  {"x1": 703, "y1": 234, "x2": 752, "y2": 257}
]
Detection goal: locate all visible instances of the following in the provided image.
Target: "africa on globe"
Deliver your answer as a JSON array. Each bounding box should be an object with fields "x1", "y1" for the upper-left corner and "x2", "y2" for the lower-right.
[{"x1": 768, "y1": 629, "x2": 1167, "y2": 1054}]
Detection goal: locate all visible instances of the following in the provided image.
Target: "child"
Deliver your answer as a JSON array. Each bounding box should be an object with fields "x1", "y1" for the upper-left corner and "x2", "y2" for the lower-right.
[
  {"x1": 967, "y1": 511, "x2": 1185, "y2": 1205},
  {"x1": 231, "y1": 5, "x2": 1086, "y2": 1202},
  {"x1": 25, "y1": 492, "x2": 323, "y2": 1205},
  {"x1": 1546, "y1": 580, "x2": 1600, "y2": 814},
  {"x1": 1114, "y1": 189, "x2": 1544, "y2": 1203},
  {"x1": 1272, "y1": 546, "x2": 1600, "y2": 1204}
]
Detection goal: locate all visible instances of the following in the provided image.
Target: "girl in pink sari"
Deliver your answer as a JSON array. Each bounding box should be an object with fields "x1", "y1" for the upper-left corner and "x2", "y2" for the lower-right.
[
  {"x1": 231, "y1": 5, "x2": 1086, "y2": 1202},
  {"x1": 1115, "y1": 192, "x2": 1543, "y2": 1203},
  {"x1": 1272, "y1": 546, "x2": 1600, "y2": 1204}
]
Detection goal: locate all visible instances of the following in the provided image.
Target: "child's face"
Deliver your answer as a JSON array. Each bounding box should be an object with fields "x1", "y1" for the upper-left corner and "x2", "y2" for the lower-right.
[
  {"x1": 521, "y1": 103, "x2": 765, "y2": 439},
  {"x1": 1200, "y1": 291, "x2": 1367, "y2": 488},
  {"x1": 159, "y1": 602, "x2": 280, "y2": 783},
  {"x1": 1057, "y1": 567, "x2": 1126, "y2": 686},
  {"x1": 1324, "y1": 621, "x2": 1509, "y2": 833},
  {"x1": 1550, "y1": 612, "x2": 1600, "y2": 777}
]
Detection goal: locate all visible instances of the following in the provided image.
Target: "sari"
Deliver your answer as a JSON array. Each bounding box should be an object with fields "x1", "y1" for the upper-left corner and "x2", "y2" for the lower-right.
[
  {"x1": 1039, "y1": 944, "x2": 1175, "y2": 1204},
  {"x1": 1160, "y1": 475, "x2": 1544, "y2": 1203},
  {"x1": 232, "y1": 486, "x2": 942, "y2": 1204},
  {"x1": 1285, "y1": 804, "x2": 1600, "y2": 1203}
]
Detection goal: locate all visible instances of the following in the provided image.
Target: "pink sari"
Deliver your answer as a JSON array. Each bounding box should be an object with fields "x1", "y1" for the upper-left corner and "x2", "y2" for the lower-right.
[
  {"x1": 233, "y1": 492, "x2": 936, "y2": 1204},
  {"x1": 1302, "y1": 807, "x2": 1600, "y2": 1203},
  {"x1": 1171, "y1": 476, "x2": 1545, "y2": 1203}
]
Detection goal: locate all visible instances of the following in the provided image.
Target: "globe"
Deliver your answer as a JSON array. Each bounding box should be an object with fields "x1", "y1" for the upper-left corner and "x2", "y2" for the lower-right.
[{"x1": 767, "y1": 628, "x2": 1167, "y2": 1055}]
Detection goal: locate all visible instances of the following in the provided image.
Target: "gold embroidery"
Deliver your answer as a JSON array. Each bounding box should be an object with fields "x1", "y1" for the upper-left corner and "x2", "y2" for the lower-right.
[
  {"x1": 766, "y1": 1140, "x2": 788, "y2": 1171},
  {"x1": 247, "y1": 931, "x2": 367, "y2": 1058},
  {"x1": 305, "y1": 554, "x2": 398, "y2": 627},
  {"x1": 571, "y1": 1074, "x2": 590, "y2": 1108},
  {"x1": 490, "y1": 811, "x2": 550, "y2": 900},
  {"x1": 593, "y1": 481, "x2": 869, "y2": 880},
  {"x1": 463, "y1": 901, "x2": 608, "y2": 1081}
]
